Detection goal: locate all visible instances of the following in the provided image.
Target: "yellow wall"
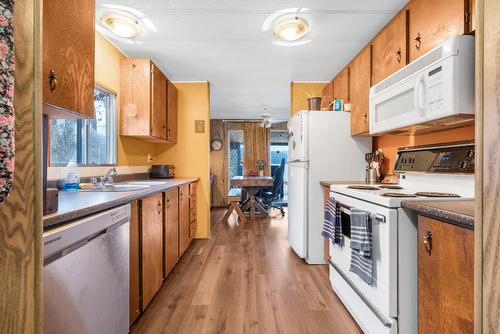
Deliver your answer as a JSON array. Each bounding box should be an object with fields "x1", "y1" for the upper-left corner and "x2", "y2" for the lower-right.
[
  {"x1": 290, "y1": 81, "x2": 328, "y2": 116},
  {"x1": 96, "y1": 33, "x2": 211, "y2": 239},
  {"x1": 155, "y1": 82, "x2": 211, "y2": 239},
  {"x1": 95, "y1": 32, "x2": 160, "y2": 166}
]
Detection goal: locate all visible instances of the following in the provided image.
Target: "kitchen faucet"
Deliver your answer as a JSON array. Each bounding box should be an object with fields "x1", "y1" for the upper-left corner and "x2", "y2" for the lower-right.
[{"x1": 100, "y1": 167, "x2": 117, "y2": 186}]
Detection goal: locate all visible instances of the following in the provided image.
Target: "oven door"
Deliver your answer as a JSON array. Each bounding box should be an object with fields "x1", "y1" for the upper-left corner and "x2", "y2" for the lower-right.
[{"x1": 329, "y1": 192, "x2": 398, "y2": 329}]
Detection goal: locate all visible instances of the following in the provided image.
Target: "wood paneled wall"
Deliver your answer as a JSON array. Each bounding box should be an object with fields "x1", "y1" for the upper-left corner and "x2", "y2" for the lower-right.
[
  {"x1": 210, "y1": 120, "x2": 285, "y2": 207},
  {"x1": 0, "y1": 0, "x2": 43, "y2": 332},
  {"x1": 476, "y1": 0, "x2": 500, "y2": 332}
]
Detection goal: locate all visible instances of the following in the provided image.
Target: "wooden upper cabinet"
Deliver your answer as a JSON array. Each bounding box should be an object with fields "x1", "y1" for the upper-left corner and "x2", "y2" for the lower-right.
[
  {"x1": 333, "y1": 67, "x2": 349, "y2": 103},
  {"x1": 408, "y1": 0, "x2": 469, "y2": 62},
  {"x1": 418, "y1": 216, "x2": 474, "y2": 334},
  {"x1": 349, "y1": 46, "x2": 372, "y2": 136},
  {"x1": 372, "y1": 10, "x2": 408, "y2": 85},
  {"x1": 321, "y1": 81, "x2": 334, "y2": 110},
  {"x1": 141, "y1": 193, "x2": 164, "y2": 309},
  {"x1": 167, "y1": 80, "x2": 178, "y2": 143},
  {"x1": 178, "y1": 184, "x2": 191, "y2": 257},
  {"x1": 42, "y1": 0, "x2": 95, "y2": 118},
  {"x1": 120, "y1": 58, "x2": 172, "y2": 143},
  {"x1": 164, "y1": 188, "x2": 179, "y2": 277},
  {"x1": 151, "y1": 63, "x2": 167, "y2": 140}
]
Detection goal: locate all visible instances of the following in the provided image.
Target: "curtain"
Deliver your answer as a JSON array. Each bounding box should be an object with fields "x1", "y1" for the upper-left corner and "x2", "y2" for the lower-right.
[{"x1": 243, "y1": 123, "x2": 270, "y2": 176}]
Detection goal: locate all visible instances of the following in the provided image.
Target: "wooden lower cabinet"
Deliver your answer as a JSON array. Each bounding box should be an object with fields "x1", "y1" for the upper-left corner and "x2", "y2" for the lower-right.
[
  {"x1": 189, "y1": 182, "x2": 198, "y2": 239},
  {"x1": 141, "y1": 193, "x2": 164, "y2": 309},
  {"x1": 129, "y1": 201, "x2": 141, "y2": 325},
  {"x1": 164, "y1": 187, "x2": 179, "y2": 277},
  {"x1": 417, "y1": 216, "x2": 473, "y2": 334},
  {"x1": 178, "y1": 184, "x2": 191, "y2": 256}
]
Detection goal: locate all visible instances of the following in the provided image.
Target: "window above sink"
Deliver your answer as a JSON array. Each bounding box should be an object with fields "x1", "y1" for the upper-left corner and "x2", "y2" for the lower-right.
[{"x1": 50, "y1": 86, "x2": 117, "y2": 166}]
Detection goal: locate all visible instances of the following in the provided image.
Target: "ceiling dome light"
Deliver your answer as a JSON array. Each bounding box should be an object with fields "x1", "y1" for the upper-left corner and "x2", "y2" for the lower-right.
[
  {"x1": 273, "y1": 17, "x2": 309, "y2": 42},
  {"x1": 100, "y1": 12, "x2": 142, "y2": 38}
]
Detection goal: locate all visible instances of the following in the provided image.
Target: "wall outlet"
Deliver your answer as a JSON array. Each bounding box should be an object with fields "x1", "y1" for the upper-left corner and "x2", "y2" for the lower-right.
[{"x1": 147, "y1": 153, "x2": 155, "y2": 163}]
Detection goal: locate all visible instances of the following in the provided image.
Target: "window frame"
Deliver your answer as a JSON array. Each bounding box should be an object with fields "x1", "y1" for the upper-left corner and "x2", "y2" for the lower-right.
[{"x1": 49, "y1": 85, "x2": 118, "y2": 167}]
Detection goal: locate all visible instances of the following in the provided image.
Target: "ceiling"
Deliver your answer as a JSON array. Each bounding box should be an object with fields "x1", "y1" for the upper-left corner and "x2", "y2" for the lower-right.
[{"x1": 96, "y1": 0, "x2": 407, "y2": 120}]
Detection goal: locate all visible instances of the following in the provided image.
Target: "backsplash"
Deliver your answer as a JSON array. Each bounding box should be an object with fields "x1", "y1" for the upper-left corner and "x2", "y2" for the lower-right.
[{"x1": 47, "y1": 165, "x2": 151, "y2": 182}]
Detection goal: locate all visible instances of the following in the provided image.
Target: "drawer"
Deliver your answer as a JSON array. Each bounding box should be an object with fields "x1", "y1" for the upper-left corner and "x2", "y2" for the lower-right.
[
  {"x1": 189, "y1": 182, "x2": 197, "y2": 196},
  {"x1": 189, "y1": 195, "x2": 197, "y2": 209},
  {"x1": 190, "y1": 207, "x2": 197, "y2": 222},
  {"x1": 189, "y1": 219, "x2": 197, "y2": 238}
]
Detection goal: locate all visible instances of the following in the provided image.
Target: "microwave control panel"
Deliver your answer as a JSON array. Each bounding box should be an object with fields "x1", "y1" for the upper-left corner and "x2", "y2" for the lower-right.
[
  {"x1": 427, "y1": 66, "x2": 444, "y2": 112},
  {"x1": 394, "y1": 142, "x2": 474, "y2": 173}
]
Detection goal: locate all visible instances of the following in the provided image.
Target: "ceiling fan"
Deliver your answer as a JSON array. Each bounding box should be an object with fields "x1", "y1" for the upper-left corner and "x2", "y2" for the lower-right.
[{"x1": 260, "y1": 113, "x2": 272, "y2": 128}]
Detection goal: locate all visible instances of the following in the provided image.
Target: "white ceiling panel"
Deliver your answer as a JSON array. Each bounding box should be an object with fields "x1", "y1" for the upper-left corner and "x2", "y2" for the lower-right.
[{"x1": 96, "y1": 0, "x2": 407, "y2": 120}]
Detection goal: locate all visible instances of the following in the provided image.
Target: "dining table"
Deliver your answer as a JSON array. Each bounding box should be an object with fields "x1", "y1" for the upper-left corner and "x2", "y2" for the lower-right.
[{"x1": 230, "y1": 176, "x2": 274, "y2": 220}]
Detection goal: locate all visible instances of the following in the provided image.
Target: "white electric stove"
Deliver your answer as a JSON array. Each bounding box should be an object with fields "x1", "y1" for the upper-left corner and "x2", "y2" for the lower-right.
[{"x1": 327, "y1": 141, "x2": 475, "y2": 334}]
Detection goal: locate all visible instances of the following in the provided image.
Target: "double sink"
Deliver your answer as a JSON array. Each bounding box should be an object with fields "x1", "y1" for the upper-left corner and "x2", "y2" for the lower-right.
[{"x1": 80, "y1": 181, "x2": 166, "y2": 192}]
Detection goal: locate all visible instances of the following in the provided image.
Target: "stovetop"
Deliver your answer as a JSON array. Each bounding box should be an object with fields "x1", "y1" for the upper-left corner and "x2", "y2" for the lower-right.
[
  {"x1": 332, "y1": 141, "x2": 475, "y2": 208},
  {"x1": 331, "y1": 173, "x2": 474, "y2": 208}
]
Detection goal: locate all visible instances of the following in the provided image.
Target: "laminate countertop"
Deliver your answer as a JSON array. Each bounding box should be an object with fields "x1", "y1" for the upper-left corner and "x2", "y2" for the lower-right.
[
  {"x1": 43, "y1": 177, "x2": 199, "y2": 229},
  {"x1": 320, "y1": 180, "x2": 370, "y2": 188},
  {"x1": 402, "y1": 200, "x2": 475, "y2": 230}
]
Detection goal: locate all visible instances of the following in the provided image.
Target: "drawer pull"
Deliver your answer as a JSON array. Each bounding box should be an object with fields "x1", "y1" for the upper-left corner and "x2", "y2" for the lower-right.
[
  {"x1": 396, "y1": 48, "x2": 402, "y2": 63},
  {"x1": 415, "y1": 33, "x2": 422, "y2": 51},
  {"x1": 423, "y1": 229, "x2": 432, "y2": 255},
  {"x1": 48, "y1": 70, "x2": 58, "y2": 93}
]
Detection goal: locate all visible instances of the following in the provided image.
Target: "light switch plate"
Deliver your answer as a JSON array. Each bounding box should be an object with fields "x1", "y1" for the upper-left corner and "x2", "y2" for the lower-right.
[{"x1": 195, "y1": 120, "x2": 205, "y2": 133}]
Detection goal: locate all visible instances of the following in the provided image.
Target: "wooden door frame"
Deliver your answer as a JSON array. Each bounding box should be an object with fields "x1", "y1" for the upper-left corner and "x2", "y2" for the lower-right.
[
  {"x1": 474, "y1": 0, "x2": 500, "y2": 332},
  {"x1": 0, "y1": 0, "x2": 43, "y2": 332}
]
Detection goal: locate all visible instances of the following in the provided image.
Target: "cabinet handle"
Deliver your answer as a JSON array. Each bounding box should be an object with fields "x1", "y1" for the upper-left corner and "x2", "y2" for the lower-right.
[
  {"x1": 166, "y1": 198, "x2": 170, "y2": 209},
  {"x1": 415, "y1": 33, "x2": 422, "y2": 51},
  {"x1": 48, "y1": 70, "x2": 58, "y2": 93},
  {"x1": 423, "y1": 229, "x2": 432, "y2": 255},
  {"x1": 363, "y1": 113, "x2": 367, "y2": 124},
  {"x1": 157, "y1": 200, "x2": 162, "y2": 213},
  {"x1": 396, "y1": 48, "x2": 402, "y2": 64}
]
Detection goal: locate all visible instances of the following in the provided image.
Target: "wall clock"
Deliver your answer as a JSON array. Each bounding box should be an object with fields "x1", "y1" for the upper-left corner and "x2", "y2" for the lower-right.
[{"x1": 211, "y1": 139, "x2": 223, "y2": 151}]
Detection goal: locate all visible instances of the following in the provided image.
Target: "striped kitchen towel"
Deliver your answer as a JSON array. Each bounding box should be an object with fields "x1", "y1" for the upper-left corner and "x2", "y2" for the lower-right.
[
  {"x1": 321, "y1": 197, "x2": 343, "y2": 246},
  {"x1": 349, "y1": 208, "x2": 373, "y2": 285}
]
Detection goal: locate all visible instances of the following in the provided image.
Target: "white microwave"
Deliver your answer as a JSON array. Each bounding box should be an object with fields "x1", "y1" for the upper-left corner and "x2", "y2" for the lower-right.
[{"x1": 369, "y1": 35, "x2": 475, "y2": 135}]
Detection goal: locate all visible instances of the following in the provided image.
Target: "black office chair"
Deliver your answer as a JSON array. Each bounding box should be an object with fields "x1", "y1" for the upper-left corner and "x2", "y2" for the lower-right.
[{"x1": 260, "y1": 159, "x2": 286, "y2": 217}]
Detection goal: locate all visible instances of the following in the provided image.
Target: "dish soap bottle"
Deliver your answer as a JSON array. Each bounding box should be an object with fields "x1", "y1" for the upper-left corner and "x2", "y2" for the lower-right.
[{"x1": 63, "y1": 163, "x2": 80, "y2": 191}]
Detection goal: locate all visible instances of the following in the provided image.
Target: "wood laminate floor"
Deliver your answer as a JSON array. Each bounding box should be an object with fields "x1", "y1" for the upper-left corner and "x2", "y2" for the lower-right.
[{"x1": 130, "y1": 208, "x2": 362, "y2": 334}]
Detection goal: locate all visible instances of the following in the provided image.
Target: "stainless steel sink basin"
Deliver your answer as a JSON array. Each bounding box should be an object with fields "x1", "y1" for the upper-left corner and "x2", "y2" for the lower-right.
[{"x1": 80, "y1": 184, "x2": 151, "y2": 192}]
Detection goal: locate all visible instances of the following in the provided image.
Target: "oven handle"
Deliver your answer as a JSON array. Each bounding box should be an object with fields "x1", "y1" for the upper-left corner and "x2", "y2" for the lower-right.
[
  {"x1": 329, "y1": 259, "x2": 393, "y2": 328},
  {"x1": 339, "y1": 205, "x2": 387, "y2": 223}
]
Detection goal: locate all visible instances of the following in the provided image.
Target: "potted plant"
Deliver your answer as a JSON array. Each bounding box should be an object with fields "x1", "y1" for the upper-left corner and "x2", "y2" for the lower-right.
[
  {"x1": 305, "y1": 89, "x2": 323, "y2": 111},
  {"x1": 256, "y1": 160, "x2": 266, "y2": 176}
]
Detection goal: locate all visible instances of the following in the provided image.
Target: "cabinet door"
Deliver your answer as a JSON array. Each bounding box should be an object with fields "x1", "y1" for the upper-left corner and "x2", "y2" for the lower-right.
[
  {"x1": 151, "y1": 63, "x2": 167, "y2": 140},
  {"x1": 189, "y1": 182, "x2": 198, "y2": 239},
  {"x1": 418, "y1": 216, "x2": 473, "y2": 334},
  {"x1": 321, "y1": 81, "x2": 334, "y2": 110},
  {"x1": 43, "y1": 0, "x2": 95, "y2": 118},
  {"x1": 409, "y1": 0, "x2": 467, "y2": 62},
  {"x1": 349, "y1": 46, "x2": 371, "y2": 136},
  {"x1": 178, "y1": 184, "x2": 191, "y2": 256},
  {"x1": 167, "y1": 80, "x2": 178, "y2": 143},
  {"x1": 333, "y1": 67, "x2": 349, "y2": 103},
  {"x1": 141, "y1": 193, "x2": 164, "y2": 309},
  {"x1": 164, "y1": 188, "x2": 179, "y2": 277},
  {"x1": 129, "y1": 201, "x2": 141, "y2": 325},
  {"x1": 372, "y1": 10, "x2": 408, "y2": 85},
  {"x1": 120, "y1": 59, "x2": 152, "y2": 137}
]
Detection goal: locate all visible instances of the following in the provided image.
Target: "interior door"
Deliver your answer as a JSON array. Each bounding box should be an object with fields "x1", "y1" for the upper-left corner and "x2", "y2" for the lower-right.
[{"x1": 287, "y1": 162, "x2": 308, "y2": 258}]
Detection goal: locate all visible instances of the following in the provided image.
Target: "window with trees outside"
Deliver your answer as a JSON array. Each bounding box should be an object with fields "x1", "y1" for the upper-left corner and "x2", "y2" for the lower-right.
[{"x1": 50, "y1": 87, "x2": 117, "y2": 166}]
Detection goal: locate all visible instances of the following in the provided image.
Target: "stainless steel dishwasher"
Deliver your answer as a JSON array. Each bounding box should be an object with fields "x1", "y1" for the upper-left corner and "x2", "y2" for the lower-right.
[{"x1": 43, "y1": 204, "x2": 130, "y2": 334}]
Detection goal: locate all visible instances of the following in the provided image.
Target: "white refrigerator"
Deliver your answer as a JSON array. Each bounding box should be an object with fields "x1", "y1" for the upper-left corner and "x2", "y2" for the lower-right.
[{"x1": 287, "y1": 111, "x2": 372, "y2": 264}]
